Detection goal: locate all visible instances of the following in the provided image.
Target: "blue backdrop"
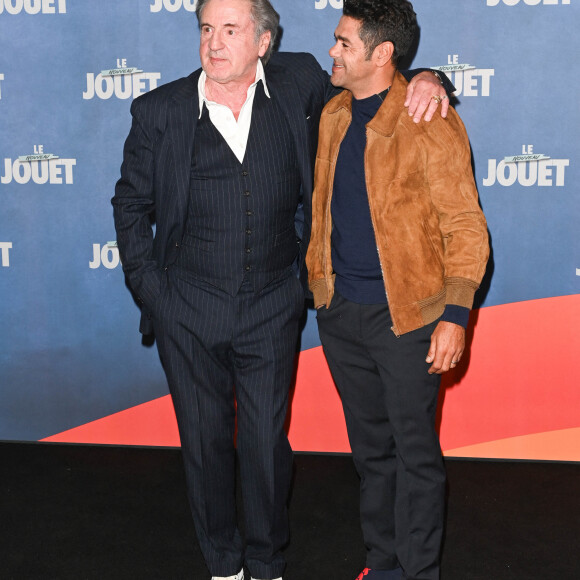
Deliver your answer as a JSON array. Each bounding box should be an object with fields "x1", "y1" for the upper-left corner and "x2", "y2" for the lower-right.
[{"x1": 1, "y1": 0, "x2": 578, "y2": 449}]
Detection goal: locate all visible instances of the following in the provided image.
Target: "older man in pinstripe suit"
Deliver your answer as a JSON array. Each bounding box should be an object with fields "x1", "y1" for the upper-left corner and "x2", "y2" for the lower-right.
[{"x1": 112, "y1": 1, "x2": 450, "y2": 578}]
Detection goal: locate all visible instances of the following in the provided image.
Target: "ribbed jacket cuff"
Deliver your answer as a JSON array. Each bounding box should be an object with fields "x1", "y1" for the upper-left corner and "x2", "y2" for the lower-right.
[
  {"x1": 309, "y1": 279, "x2": 329, "y2": 309},
  {"x1": 445, "y1": 277, "x2": 479, "y2": 309}
]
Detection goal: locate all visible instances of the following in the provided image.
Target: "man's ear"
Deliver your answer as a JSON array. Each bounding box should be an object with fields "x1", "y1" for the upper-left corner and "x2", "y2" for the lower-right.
[
  {"x1": 258, "y1": 31, "x2": 272, "y2": 58},
  {"x1": 374, "y1": 41, "x2": 395, "y2": 68}
]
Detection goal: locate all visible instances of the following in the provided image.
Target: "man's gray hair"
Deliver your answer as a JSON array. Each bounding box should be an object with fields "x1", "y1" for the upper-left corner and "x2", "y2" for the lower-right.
[{"x1": 196, "y1": 0, "x2": 280, "y2": 65}]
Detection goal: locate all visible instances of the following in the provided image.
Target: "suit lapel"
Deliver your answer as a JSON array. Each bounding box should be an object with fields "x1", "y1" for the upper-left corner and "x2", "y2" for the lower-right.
[
  {"x1": 166, "y1": 64, "x2": 312, "y2": 206},
  {"x1": 266, "y1": 64, "x2": 312, "y2": 194},
  {"x1": 167, "y1": 71, "x2": 200, "y2": 216}
]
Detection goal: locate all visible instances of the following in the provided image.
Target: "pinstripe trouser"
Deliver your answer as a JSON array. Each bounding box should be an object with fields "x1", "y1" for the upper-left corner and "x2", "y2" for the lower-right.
[{"x1": 152, "y1": 266, "x2": 304, "y2": 579}]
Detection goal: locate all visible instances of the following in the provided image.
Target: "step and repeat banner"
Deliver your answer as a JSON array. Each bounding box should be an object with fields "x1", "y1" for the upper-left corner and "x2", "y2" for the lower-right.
[{"x1": 1, "y1": 0, "x2": 578, "y2": 461}]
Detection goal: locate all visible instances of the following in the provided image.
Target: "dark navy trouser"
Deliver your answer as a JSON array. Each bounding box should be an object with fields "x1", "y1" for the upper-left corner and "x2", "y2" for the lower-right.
[{"x1": 317, "y1": 291, "x2": 445, "y2": 580}]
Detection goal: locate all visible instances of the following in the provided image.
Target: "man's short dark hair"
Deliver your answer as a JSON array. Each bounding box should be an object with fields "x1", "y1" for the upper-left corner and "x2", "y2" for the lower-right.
[
  {"x1": 343, "y1": 0, "x2": 417, "y2": 65},
  {"x1": 196, "y1": 0, "x2": 280, "y2": 65}
]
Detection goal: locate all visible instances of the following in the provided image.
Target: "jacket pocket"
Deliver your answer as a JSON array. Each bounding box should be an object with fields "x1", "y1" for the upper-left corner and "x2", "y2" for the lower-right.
[
  {"x1": 273, "y1": 226, "x2": 297, "y2": 247},
  {"x1": 421, "y1": 218, "x2": 444, "y2": 270},
  {"x1": 181, "y1": 233, "x2": 214, "y2": 252}
]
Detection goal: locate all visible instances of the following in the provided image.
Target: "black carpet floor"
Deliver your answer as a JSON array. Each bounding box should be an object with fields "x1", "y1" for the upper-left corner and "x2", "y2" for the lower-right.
[{"x1": 1, "y1": 443, "x2": 579, "y2": 579}]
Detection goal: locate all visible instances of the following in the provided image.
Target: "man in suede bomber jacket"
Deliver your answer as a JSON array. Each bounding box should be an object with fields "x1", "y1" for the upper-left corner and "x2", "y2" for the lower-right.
[
  {"x1": 306, "y1": 2, "x2": 489, "y2": 580},
  {"x1": 308, "y1": 69, "x2": 488, "y2": 336}
]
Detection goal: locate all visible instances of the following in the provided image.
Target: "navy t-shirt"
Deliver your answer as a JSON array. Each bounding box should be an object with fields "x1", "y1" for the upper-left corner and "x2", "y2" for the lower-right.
[{"x1": 331, "y1": 92, "x2": 387, "y2": 304}]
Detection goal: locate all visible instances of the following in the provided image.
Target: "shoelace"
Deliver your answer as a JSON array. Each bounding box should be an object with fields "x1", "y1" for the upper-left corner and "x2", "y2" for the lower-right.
[{"x1": 356, "y1": 569, "x2": 371, "y2": 580}]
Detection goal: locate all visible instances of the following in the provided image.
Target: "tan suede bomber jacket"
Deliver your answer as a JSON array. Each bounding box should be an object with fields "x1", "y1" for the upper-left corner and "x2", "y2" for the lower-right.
[{"x1": 306, "y1": 71, "x2": 489, "y2": 337}]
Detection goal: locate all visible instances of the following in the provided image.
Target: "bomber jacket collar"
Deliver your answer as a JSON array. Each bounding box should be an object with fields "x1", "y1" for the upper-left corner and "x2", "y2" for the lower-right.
[{"x1": 324, "y1": 70, "x2": 408, "y2": 137}]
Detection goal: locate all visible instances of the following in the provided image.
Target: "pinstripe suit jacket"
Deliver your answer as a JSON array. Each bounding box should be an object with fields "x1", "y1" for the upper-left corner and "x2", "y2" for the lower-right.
[{"x1": 113, "y1": 52, "x2": 336, "y2": 335}]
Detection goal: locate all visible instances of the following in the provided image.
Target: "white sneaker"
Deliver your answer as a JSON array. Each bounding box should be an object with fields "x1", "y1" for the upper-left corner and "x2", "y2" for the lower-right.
[{"x1": 211, "y1": 571, "x2": 244, "y2": 580}]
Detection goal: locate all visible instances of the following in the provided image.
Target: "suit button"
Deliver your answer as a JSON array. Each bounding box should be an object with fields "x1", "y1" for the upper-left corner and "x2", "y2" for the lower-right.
[
  {"x1": 244, "y1": 190, "x2": 250, "y2": 197},
  {"x1": 245, "y1": 248, "x2": 252, "y2": 253},
  {"x1": 246, "y1": 229, "x2": 252, "y2": 235},
  {"x1": 242, "y1": 171, "x2": 249, "y2": 177},
  {"x1": 246, "y1": 210, "x2": 253, "y2": 216},
  {"x1": 245, "y1": 265, "x2": 251, "y2": 271}
]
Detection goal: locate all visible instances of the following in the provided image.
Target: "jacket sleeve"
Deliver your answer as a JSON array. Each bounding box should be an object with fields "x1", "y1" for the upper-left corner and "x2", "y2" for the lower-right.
[
  {"x1": 305, "y1": 177, "x2": 330, "y2": 309},
  {"x1": 423, "y1": 110, "x2": 489, "y2": 309},
  {"x1": 305, "y1": 108, "x2": 332, "y2": 310},
  {"x1": 111, "y1": 98, "x2": 162, "y2": 310}
]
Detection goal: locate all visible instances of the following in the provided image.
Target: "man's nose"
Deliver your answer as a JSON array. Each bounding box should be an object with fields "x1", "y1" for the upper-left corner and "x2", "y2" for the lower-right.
[{"x1": 208, "y1": 32, "x2": 223, "y2": 51}]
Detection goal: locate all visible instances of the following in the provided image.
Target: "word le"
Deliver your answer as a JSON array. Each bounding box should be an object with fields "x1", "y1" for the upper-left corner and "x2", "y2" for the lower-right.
[
  {"x1": 0, "y1": 242, "x2": 12, "y2": 267},
  {"x1": 0, "y1": 0, "x2": 66, "y2": 14},
  {"x1": 314, "y1": 0, "x2": 343, "y2": 9},
  {"x1": 504, "y1": 144, "x2": 549, "y2": 163},
  {"x1": 83, "y1": 65, "x2": 161, "y2": 100},
  {"x1": 487, "y1": 0, "x2": 570, "y2": 5},
  {"x1": 150, "y1": 0, "x2": 197, "y2": 12},
  {"x1": 90, "y1": 243, "x2": 120, "y2": 270},
  {"x1": 18, "y1": 144, "x2": 58, "y2": 163},
  {"x1": 101, "y1": 59, "x2": 142, "y2": 78},
  {"x1": 435, "y1": 55, "x2": 476, "y2": 72}
]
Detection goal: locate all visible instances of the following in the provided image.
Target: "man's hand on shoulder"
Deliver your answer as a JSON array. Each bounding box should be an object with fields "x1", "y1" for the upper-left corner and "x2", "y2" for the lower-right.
[
  {"x1": 405, "y1": 71, "x2": 450, "y2": 123},
  {"x1": 426, "y1": 321, "x2": 465, "y2": 375}
]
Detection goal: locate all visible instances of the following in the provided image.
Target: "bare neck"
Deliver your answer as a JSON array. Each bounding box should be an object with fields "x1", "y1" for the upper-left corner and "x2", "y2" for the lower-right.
[
  {"x1": 205, "y1": 75, "x2": 255, "y2": 120},
  {"x1": 351, "y1": 68, "x2": 396, "y2": 101}
]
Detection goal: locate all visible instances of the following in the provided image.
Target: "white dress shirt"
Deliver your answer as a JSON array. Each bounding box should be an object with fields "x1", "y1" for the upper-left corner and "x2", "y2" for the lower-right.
[{"x1": 198, "y1": 60, "x2": 271, "y2": 164}]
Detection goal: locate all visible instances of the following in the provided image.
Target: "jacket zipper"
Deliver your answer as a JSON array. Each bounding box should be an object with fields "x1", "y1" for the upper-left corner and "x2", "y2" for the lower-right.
[{"x1": 364, "y1": 128, "x2": 400, "y2": 337}]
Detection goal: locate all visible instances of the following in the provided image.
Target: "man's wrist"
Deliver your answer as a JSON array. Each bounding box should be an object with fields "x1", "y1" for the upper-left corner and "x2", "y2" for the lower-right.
[{"x1": 431, "y1": 70, "x2": 445, "y2": 85}]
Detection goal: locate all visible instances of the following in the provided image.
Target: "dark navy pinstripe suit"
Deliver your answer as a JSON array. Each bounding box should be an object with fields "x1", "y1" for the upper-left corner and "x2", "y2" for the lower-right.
[{"x1": 113, "y1": 52, "x2": 336, "y2": 578}]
